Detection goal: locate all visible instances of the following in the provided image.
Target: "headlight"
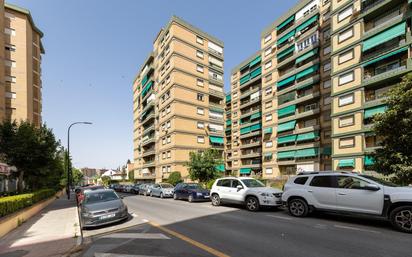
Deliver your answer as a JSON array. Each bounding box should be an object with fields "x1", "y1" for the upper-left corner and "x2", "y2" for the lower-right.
[
  {"x1": 260, "y1": 192, "x2": 270, "y2": 197},
  {"x1": 82, "y1": 208, "x2": 93, "y2": 217},
  {"x1": 273, "y1": 193, "x2": 283, "y2": 198}
]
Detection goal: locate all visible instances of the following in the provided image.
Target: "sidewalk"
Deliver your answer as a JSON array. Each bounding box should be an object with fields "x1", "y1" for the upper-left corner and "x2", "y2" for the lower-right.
[{"x1": 0, "y1": 191, "x2": 81, "y2": 257}]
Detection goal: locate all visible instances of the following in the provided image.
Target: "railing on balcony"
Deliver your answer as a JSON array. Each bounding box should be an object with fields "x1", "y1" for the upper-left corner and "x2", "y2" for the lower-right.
[
  {"x1": 241, "y1": 106, "x2": 260, "y2": 116},
  {"x1": 240, "y1": 97, "x2": 260, "y2": 108},
  {"x1": 364, "y1": 59, "x2": 407, "y2": 80},
  {"x1": 362, "y1": 39, "x2": 405, "y2": 63},
  {"x1": 362, "y1": 0, "x2": 386, "y2": 13}
]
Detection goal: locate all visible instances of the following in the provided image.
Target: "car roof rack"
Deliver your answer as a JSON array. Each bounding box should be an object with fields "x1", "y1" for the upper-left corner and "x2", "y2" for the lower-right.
[{"x1": 296, "y1": 170, "x2": 360, "y2": 176}]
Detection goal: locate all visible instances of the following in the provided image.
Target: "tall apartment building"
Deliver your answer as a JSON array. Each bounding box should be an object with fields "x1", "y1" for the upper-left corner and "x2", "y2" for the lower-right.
[
  {"x1": 133, "y1": 16, "x2": 225, "y2": 182},
  {"x1": 0, "y1": 2, "x2": 44, "y2": 126},
  {"x1": 330, "y1": 0, "x2": 412, "y2": 172}
]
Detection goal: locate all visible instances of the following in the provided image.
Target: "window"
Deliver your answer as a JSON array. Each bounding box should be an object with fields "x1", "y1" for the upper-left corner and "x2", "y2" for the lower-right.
[
  {"x1": 162, "y1": 152, "x2": 166, "y2": 159},
  {"x1": 265, "y1": 87, "x2": 272, "y2": 95},
  {"x1": 197, "y1": 121, "x2": 205, "y2": 129},
  {"x1": 5, "y1": 44, "x2": 16, "y2": 52},
  {"x1": 297, "y1": 32, "x2": 319, "y2": 52},
  {"x1": 166, "y1": 105, "x2": 171, "y2": 113},
  {"x1": 167, "y1": 151, "x2": 171, "y2": 158},
  {"x1": 4, "y1": 60, "x2": 16, "y2": 68},
  {"x1": 217, "y1": 179, "x2": 231, "y2": 187},
  {"x1": 339, "y1": 115, "x2": 354, "y2": 127},
  {"x1": 338, "y1": 5, "x2": 353, "y2": 22},
  {"x1": 162, "y1": 166, "x2": 166, "y2": 173},
  {"x1": 310, "y1": 176, "x2": 336, "y2": 188},
  {"x1": 197, "y1": 107, "x2": 204, "y2": 115},
  {"x1": 231, "y1": 179, "x2": 241, "y2": 188},
  {"x1": 323, "y1": 28, "x2": 331, "y2": 40},
  {"x1": 197, "y1": 93, "x2": 204, "y2": 101},
  {"x1": 167, "y1": 136, "x2": 171, "y2": 143},
  {"x1": 5, "y1": 12, "x2": 15, "y2": 19},
  {"x1": 196, "y1": 50, "x2": 204, "y2": 59},
  {"x1": 323, "y1": 110, "x2": 331, "y2": 121},
  {"x1": 265, "y1": 101, "x2": 272, "y2": 109},
  {"x1": 4, "y1": 28, "x2": 15, "y2": 36},
  {"x1": 294, "y1": 177, "x2": 309, "y2": 185},
  {"x1": 338, "y1": 93, "x2": 354, "y2": 106},
  {"x1": 5, "y1": 76, "x2": 16, "y2": 83},
  {"x1": 265, "y1": 114, "x2": 272, "y2": 121},
  {"x1": 338, "y1": 49, "x2": 354, "y2": 64},
  {"x1": 5, "y1": 92, "x2": 16, "y2": 99},
  {"x1": 339, "y1": 137, "x2": 355, "y2": 148},
  {"x1": 323, "y1": 96, "x2": 331, "y2": 105},
  {"x1": 196, "y1": 36, "x2": 204, "y2": 45},
  {"x1": 162, "y1": 137, "x2": 166, "y2": 145},
  {"x1": 166, "y1": 121, "x2": 171, "y2": 129},
  {"x1": 197, "y1": 78, "x2": 204, "y2": 87},
  {"x1": 338, "y1": 27, "x2": 353, "y2": 43},
  {"x1": 337, "y1": 176, "x2": 370, "y2": 190},
  {"x1": 264, "y1": 34, "x2": 272, "y2": 43},
  {"x1": 264, "y1": 73, "x2": 272, "y2": 83},
  {"x1": 196, "y1": 65, "x2": 204, "y2": 73},
  {"x1": 264, "y1": 47, "x2": 272, "y2": 56},
  {"x1": 324, "y1": 130, "x2": 331, "y2": 139},
  {"x1": 323, "y1": 46, "x2": 331, "y2": 55},
  {"x1": 265, "y1": 168, "x2": 273, "y2": 174},
  {"x1": 323, "y1": 79, "x2": 331, "y2": 88},
  {"x1": 265, "y1": 61, "x2": 272, "y2": 70},
  {"x1": 339, "y1": 71, "x2": 354, "y2": 85},
  {"x1": 323, "y1": 61, "x2": 331, "y2": 72},
  {"x1": 197, "y1": 136, "x2": 205, "y2": 143},
  {"x1": 167, "y1": 166, "x2": 171, "y2": 173},
  {"x1": 265, "y1": 141, "x2": 273, "y2": 148}
]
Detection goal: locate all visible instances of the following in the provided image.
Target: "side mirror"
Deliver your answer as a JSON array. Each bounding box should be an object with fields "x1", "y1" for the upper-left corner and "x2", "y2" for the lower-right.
[
  {"x1": 365, "y1": 184, "x2": 380, "y2": 191},
  {"x1": 236, "y1": 185, "x2": 243, "y2": 190}
]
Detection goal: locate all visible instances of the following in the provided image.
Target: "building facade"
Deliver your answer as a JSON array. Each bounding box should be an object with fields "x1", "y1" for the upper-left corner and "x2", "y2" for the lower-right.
[
  {"x1": 0, "y1": 2, "x2": 44, "y2": 127},
  {"x1": 133, "y1": 16, "x2": 225, "y2": 182}
]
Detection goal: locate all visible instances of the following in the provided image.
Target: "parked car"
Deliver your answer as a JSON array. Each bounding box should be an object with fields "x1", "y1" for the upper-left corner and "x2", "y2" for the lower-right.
[
  {"x1": 76, "y1": 185, "x2": 105, "y2": 204},
  {"x1": 150, "y1": 183, "x2": 174, "y2": 198},
  {"x1": 173, "y1": 183, "x2": 210, "y2": 202},
  {"x1": 123, "y1": 185, "x2": 133, "y2": 193},
  {"x1": 80, "y1": 189, "x2": 128, "y2": 228},
  {"x1": 140, "y1": 183, "x2": 154, "y2": 196},
  {"x1": 131, "y1": 184, "x2": 141, "y2": 194},
  {"x1": 210, "y1": 177, "x2": 282, "y2": 211},
  {"x1": 281, "y1": 171, "x2": 412, "y2": 233}
]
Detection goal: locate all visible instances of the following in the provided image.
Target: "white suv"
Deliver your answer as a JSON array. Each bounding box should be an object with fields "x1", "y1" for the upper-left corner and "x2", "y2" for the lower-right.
[
  {"x1": 282, "y1": 172, "x2": 412, "y2": 233},
  {"x1": 210, "y1": 177, "x2": 283, "y2": 211}
]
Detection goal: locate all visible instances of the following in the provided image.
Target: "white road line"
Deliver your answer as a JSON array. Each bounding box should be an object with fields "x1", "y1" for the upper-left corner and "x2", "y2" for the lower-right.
[
  {"x1": 333, "y1": 224, "x2": 380, "y2": 234},
  {"x1": 101, "y1": 233, "x2": 170, "y2": 239},
  {"x1": 266, "y1": 214, "x2": 293, "y2": 220},
  {"x1": 95, "y1": 253, "x2": 166, "y2": 257},
  {"x1": 142, "y1": 219, "x2": 149, "y2": 223},
  {"x1": 131, "y1": 213, "x2": 138, "y2": 217}
]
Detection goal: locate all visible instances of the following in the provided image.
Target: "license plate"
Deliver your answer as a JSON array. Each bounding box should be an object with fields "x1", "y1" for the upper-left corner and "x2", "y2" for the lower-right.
[
  {"x1": 99, "y1": 213, "x2": 115, "y2": 220},
  {"x1": 204, "y1": 195, "x2": 210, "y2": 198}
]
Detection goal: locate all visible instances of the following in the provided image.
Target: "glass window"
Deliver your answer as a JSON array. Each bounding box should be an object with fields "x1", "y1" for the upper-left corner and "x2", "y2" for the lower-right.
[
  {"x1": 337, "y1": 176, "x2": 370, "y2": 189},
  {"x1": 264, "y1": 34, "x2": 272, "y2": 43},
  {"x1": 339, "y1": 71, "x2": 354, "y2": 85},
  {"x1": 241, "y1": 179, "x2": 265, "y2": 188},
  {"x1": 339, "y1": 115, "x2": 354, "y2": 127},
  {"x1": 197, "y1": 136, "x2": 205, "y2": 143},
  {"x1": 339, "y1": 137, "x2": 355, "y2": 148},
  {"x1": 196, "y1": 50, "x2": 204, "y2": 59},
  {"x1": 217, "y1": 179, "x2": 231, "y2": 187},
  {"x1": 338, "y1": 5, "x2": 353, "y2": 22},
  {"x1": 338, "y1": 27, "x2": 353, "y2": 43},
  {"x1": 338, "y1": 49, "x2": 354, "y2": 64},
  {"x1": 196, "y1": 36, "x2": 204, "y2": 45},
  {"x1": 309, "y1": 176, "x2": 336, "y2": 187},
  {"x1": 197, "y1": 121, "x2": 205, "y2": 129},
  {"x1": 231, "y1": 179, "x2": 241, "y2": 188},
  {"x1": 323, "y1": 79, "x2": 331, "y2": 88},
  {"x1": 338, "y1": 93, "x2": 354, "y2": 106},
  {"x1": 294, "y1": 177, "x2": 309, "y2": 185}
]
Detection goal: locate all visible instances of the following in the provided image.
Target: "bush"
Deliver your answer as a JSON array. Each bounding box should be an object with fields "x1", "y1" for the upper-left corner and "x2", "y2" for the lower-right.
[
  {"x1": 206, "y1": 179, "x2": 217, "y2": 189},
  {"x1": 167, "y1": 171, "x2": 183, "y2": 186},
  {"x1": 0, "y1": 189, "x2": 55, "y2": 217}
]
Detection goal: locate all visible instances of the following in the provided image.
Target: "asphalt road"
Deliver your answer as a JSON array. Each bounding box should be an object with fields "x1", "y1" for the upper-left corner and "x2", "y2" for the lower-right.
[{"x1": 80, "y1": 193, "x2": 412, "y2": 257}]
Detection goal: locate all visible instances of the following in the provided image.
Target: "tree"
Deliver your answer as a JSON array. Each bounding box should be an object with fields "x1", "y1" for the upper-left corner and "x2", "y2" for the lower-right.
[
  {"x1": 72, "y1": 168, "x2": 84, "y2": 186},
  {"x1": 372, "y1": 73, "x2": 412, "y2": 185},
  {"x1": 167, "y1": 171, "x2": 183, "y2": 186},
  {"x1": 128, "y1": 168, "x2": 134, "y2": 182},
  {"x1": 185, "y1": 149, "x2": 222, "y2": 183},
  {"x1": 101, "y1": 175, "x2": 111, "y2": 186}
]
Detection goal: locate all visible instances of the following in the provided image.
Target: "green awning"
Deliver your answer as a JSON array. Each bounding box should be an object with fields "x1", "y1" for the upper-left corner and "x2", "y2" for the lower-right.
[
  {"x1": 240, "y1": 168, "x2": 251, "y2": 174},
  {"x1": 296, "y1": 64, "x2": 319, "y2": 80},
  {"x1": 364, "y1": 105, "x2": 387, "y2": 119},
  {"x1": 225, "y1": 128, "x2": 231, "y2": 132},
  {"x1": 264, "y1": 127, "x2": 273, "y2": 134},
  {"x1": 363, "y1": 22, "x2": 406, "y2": 51},
  {"x1": 277, "y1": 150, "x2": 295, "y2": 159},
  {"x1": 277, "y1": 29, "x2": 295, "y2": 45},
  {"x1": 277, "y1": 75, "x2": 296, "y2": 88},
  {"x1": 240, "y1": 126, "x2": 251, "y2": 135},
  {"x1": 296, "y1": 48, "x2": 318, "y2": 64},
  {"x1": 278, "y1": 105, "x2": 296, "y2": 118},
  {"x1": 278, "y1": 91, "x2": 295, "y2": 104},
  {"x1": 210, "y1": 136, "x2": 224, "y2": 144},
  {"x1": 226, "y1": 120, "x2": 232, "y2": 126},
  {"x1": 277, "y1": 120, "x2": 296, "y2": 132},
  {"x1": 249, "y1": 56, "x2": 261, "y2": 67},
  {"x1": 362, "y1": 47, "x2": 408, "y2": 67},
  {"x1": 364, "y1": 156, "x2": 374, "y2": 166},
  {"x1": 296, "y1": 131, "x2": 319, "y2": 142},
  {"x1": 250, "y1": 123, "x2": 261, "y2": 131},
  {"x1": 250, "y1": 112, "x2": 261, "y2": 120},
  {"x1": 240, "y1": 74, "x2": 250, "y2": 85},
  {"x1": 295, "y1": 15, "x2": 318, "y2": 34},
  {"x1": 295, "y1": 148, "x2": 319, "y2": 158},
  {"x1": 277, "y1": 15, "x2": 295, "y2": 30},
  {"x1": 225, "y1": 94, "x2": 231, "y2": 102},
  {"x1": 277, "y1": 45, "x2": 295, "y2": 60},
  {"x1": 277, "y1": 134, "x2": 296, "y2": 144},
  {"x1": 338, "y1": 158, "x2": 355, "y2": 168},
  {"x1": 296, "y1": 81, "x2": 316, "y2": 90},
  {"x1": 210, "y1": 107, "x2": 224, "y2": 113},
  {"x1": 250, "y1": 67, "x2": 262, "y2": 79},
  {"x1": 215, "y1": 164, "x2": 225, "y2": 172},
  {"x1": 141, "y1": 75, "x2": 149, "y2": 86},
  {"x1": 141, "y1": 81, "x2": 153, "y2": 97}
]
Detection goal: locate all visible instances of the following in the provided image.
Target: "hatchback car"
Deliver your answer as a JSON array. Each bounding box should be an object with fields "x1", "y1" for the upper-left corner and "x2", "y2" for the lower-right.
[
  {"x1": 150, "y1": 183, "x2": 174, "y2": 198},
  {"x1": 173, "y1": 183, "x2": 210, "y2": 202},
  {"x1": 80, "y1": 189, "x2": 128, "y2": 228},
  {"x1": 139, "y1": 183, "x2": 154, "y2": 196},
  {"x1": 76, "y1": 185, "x2": 105, "y2": 203}
]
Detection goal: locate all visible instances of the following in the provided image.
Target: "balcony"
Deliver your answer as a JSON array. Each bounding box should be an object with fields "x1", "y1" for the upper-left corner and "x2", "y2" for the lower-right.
[
  {"x1": 362, "y1": 39, "x2": 406, "y2": 64},
  {"x1": 141, "y1": 113, "x2": 155, "y2": 125},
  {"x1": 363, "y1": 59, "x2": 407, "y2": 84},
  {"x1": 142, "y1": 149, "x2": 155, "y2": 157},
  {"x1": 295, "y1": 107, "x2": 320, "y2": 120},
  {"x1": 239, "y1": 97, "x2": 261, "y2": 109},
  {"x1": 142, "y1": 136, "x2": 155, "y2": 146},
  {"x1": 142, "y1": 124, "x2": 155, "y2": 135},
  {"x1": 240, "y1": 140, "x2": 261, "y2": 149},
  {"x1": 240, "y1": 107, "x2": 261, "y2": 119},
  {"x1": 241, "y1": 151, "x2": 262, "y2": 159},
  {"x1": 240, "y1": 130, "x2": 261, "y2": 139},
  {"x1": 142, "y1": 161, "x2": 155, "y2": 168},
  {"x1": 362, "y1": 0, "x2": 390, "y2": 14},
  {"x1": 241, "y1": 160, "x2": 262, "y2": 169}
]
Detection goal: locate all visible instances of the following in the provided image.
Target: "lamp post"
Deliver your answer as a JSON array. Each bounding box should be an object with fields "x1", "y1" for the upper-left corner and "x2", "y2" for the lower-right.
[{"x1": 67, "y1": 122, "x2": 92, "y2": 199}]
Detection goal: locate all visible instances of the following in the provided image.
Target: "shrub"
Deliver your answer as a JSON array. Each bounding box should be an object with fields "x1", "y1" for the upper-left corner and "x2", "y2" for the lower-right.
[
  {"x1": 167, "y1": 171, "x2": 183, "y2": 186},
  {"x1": 0, "y1": 189, "x2": 55, "y2": 217},
  {"x1": 206, "y1": 179, "x2": 217, "y2": 189}
]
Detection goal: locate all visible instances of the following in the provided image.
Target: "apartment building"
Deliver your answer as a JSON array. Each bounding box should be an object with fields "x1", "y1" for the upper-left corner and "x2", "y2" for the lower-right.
[
  {"x1": 0, "y1": 2, "x2": 44, "y2": 127},
  {"x1": 330, "y1": 0, "x2": 412, "y2": 172},
  {"x1": 133, "y1": 16, "x2": 225, "y2": 182}
]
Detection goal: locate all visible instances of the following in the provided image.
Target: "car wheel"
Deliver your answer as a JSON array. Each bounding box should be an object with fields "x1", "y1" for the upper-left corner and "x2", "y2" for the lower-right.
[
  {"x1": 150, "y1": 192, "x2": 153, "y2": 197},
  {"x1": 173, "y1": 193, "x2": 178, "y2": 200},
  {"x1": 390, "y1": 206, "x2": 412, "y2": 233},
  {"x1": 188, "y1": 195, "x2": 193, "y2": 203},
  {"x1": 246, "y1": 196, "x2": 260, "y2": 212},
  {"x1": 144, "y1": 191, "x2": 147, "y2": 196},
  {"x1": 211, "y1": 194, "x2": 221, "y2": 206},
  {"x1": 160, "y1": 193, "x2": 164, "y2": 199},
  {"x1": 288, "y1": 198, "x2": 309, "y2": 217}
]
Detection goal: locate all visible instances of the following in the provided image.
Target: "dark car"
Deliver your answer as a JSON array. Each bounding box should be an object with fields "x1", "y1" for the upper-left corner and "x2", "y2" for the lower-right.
[
  {"x1": 130, "y1": 184, "x2": 141, "y2": 194},
  {"x1": 80, "y1": 189, "x2": 128, "y2": 228},
  {"x1": 173, "y1": 183, "x2": 210, "y2": 202}
]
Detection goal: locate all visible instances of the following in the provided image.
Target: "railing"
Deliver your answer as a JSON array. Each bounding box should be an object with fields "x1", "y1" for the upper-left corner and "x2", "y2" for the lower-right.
[
  {"x1": 362, "y1": 0, "x2": 386, "y2": 13},
  {"x1": 364, "y1": 14, "x2": 403, "y2": 35},
  {"x1": 362, "y1": 39, "x2": 404, "y2": 62},
  {"x1": 241, "y1": 106, "x2": 260, "y2": 116},
  {"x1": 364, "y1": 60, "x2": 407, "y2": 80}
]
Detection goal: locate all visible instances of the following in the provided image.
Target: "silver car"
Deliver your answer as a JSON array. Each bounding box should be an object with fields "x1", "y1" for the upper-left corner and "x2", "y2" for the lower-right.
[
  {"x1": 80, "y1": 189, "x2": 128, "y2": 228},
  {"x1": 150, "y1": 183, "x2": 174, "y2": 198}
]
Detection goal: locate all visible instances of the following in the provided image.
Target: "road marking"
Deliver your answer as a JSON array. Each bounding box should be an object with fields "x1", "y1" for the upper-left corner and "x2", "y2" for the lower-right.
[
  {"x1": 95, "y1": 253, "x2": 166, "y2": 257},
  {"x1": 333, "y1": 224, "x2": 380, "y2": 234},
  {"x1": 142, "y1": 219, "x2": 149, "y2": 223},
  {"x1": 131, "y1": 213, "x2": 138, "y2": 217},
  {"x1": 266, "y1": 214, "x2": 293, "y2": 220},
  {"x1": 101, "y1": 233, "x2": 170, "y2": 239},
  {"x1": 149, "y1": 221, "x2": 230, "y2": 257}
]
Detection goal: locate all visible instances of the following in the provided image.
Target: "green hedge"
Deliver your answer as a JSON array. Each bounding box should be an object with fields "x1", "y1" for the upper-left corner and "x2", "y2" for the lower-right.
[{"x1": 0, "y1": 189, "x2": 55, "y2": 218}]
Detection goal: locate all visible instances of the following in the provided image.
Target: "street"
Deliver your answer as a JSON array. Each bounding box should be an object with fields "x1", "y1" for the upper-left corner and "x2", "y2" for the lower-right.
[{"x1": 80, "y1": 193, "x2": 412, "y2": 257}]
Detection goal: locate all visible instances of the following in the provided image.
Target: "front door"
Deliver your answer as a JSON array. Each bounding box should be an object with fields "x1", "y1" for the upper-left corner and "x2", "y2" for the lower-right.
[{"x1": 307, "y1": 175, "x2": 337, "y2": 210}]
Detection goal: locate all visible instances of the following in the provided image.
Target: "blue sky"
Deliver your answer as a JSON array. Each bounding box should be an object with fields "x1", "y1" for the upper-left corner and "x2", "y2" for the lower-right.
[{"x1": 8, "y1": 0, "x2": 299, "y2": 169}]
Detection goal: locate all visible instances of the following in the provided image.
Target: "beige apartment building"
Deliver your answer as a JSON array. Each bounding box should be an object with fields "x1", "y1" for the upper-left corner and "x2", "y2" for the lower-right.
[
  {"x1": 133, "y1": 16, "x2": 225, "y2": 182},
  {"x1": 0, "y1": 2, "x2": 44, "y2": 127}
]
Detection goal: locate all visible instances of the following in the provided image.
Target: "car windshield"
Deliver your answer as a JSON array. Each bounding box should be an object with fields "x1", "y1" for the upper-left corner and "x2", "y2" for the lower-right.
[
  {"x1": 161, "y1": 184, "x2": 173, "y2": 188},
  {"x1": 241, "y1": 179, "x2": 265, "y2": 188},
  {"x1": 84, "y1": 191, "x2": 119, "y2": 204},
  {"x1": 187, "y1": 184, "x2": 203, "y2": 189},
  {"x1": 360, "y1": 175, "x2": 400, "y2": 187}
]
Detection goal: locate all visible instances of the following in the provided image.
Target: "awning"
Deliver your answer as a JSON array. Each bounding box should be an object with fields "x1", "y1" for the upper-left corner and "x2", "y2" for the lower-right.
[
  {"x1": 210, "y1": 136, "x2": 224, "y2": 144},
  {"x1": 225, "y1": 94, "x2": 231, "y2": 102},
  {"x1": 296, "y1": 131, "x2": 319, "y2": 142},
  {"x1": 226, "y1": 120, "x2": 232, "y2": 126},
  {"x1": 277, "y1": 120, "x2": 296, "y2": 132},
  {"x1": 362, "y1": 47, "x2": 408, "y2": 67},
  {"x1": 215, "y1": 164, "x2": 225, "y2": 172},
  {"x1": 277, "y1": 75, "x2": 296, "y2": 88},
  {"x1": 250, "y1": 67, "x2": 262, "y2": 79},
  {"x1": 250, "y1": 112, "x2": 261, "y2": 120},
  {"x1": 141, "y1": 75, "x2": 149, "y2": 86},
  {"x1": 338, "y1": 158, "x2": 355, "y2": 168},
  {"x1": 364, "y1": 156, "x2": 374, "y2": 166},
  {"x1": 364, "y1": 105, "x2": 387, "y2": 119},
  {"x1": 277, "y1": 29, "x2": 295, "y2": 45},
  {"x1": 295, "y1": 15, "x2": 318, "y2": 34},
  {"x1": 240, "y1": 168, "x2": 251, "y2": 174},
  {"x1": 277, "y1": 45, "x2": 295, "y2": 60},
  {"x1": 249, "y1": 56, "x2": 261, "y2": 68},
  {"x1": 296, "y1": 64, "x2": 319, "y2": 80},
  {"x1": 277, "y1": 15, "x2": 295, "y2": 31},
  {"x1": 141, "y1": 81, "x2": 153, "y2": 97},
  {"x1": 210, "y1": 107, "x2": 224, "y2": 113},
  {"x1": 277, "y1": 134, "x2": 296, "y2": 144},
  {"x1": 362, "y1": 22, "x2": 406, "y2": 51},
  {"x1": 296, "y1": 48, "x2": 318, "y2": 64},
  {"x1": 240, "y1": 126, "x2": 251, "y2": 135},
  {"x1": 277, "y1": 150, "x2": 295, "y2": 159},
  {"x1": 240, "y1": 74, "x2": 250, "y2": 85},
  {"x1": 250, "y1": 123, "x2": 262, "y2": 131},
  {"x1": 264, "y1": 127, "x2": 273, "y2": 134},
  {"x1": 295, "y1": 148, "x2": 319, "y2": 158},
  {"x1": 278, "y1": 104, "x2": 296, "y2": 118},
  {"x1": 264, "y1": 153, "x2": 273, "y2": 158},
  {"x1": 296, "y1": 81, "x2": 317, "y2": 90}
]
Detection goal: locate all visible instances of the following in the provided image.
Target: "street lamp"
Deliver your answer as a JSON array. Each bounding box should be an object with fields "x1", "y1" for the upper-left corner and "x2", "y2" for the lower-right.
[{"x1": 67, "y1": 121, "x2": 92, "y2": 200}]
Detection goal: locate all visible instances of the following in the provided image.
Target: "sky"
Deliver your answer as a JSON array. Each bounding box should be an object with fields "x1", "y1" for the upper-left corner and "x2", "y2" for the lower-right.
[{"x1": 8, "y1": 0, "x2": 299, "y2": 169}]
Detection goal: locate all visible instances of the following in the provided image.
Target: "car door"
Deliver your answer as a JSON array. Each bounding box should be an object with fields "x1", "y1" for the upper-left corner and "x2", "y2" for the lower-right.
[
  {"x1": 226, "y1": 179, "x2": 245, "y2": 203},
  {"x1": 152, "y1": 184, "x2": 160, "y2": 196},
  {"x1": 181, "y1": 184, "x2": 190, "y2": 199},
  {"x1": 307, "y1": 175, "x2": 338, "y2": 210},
  {"x1": 336, "y1": 175, "x2": 384, "y2": 214},
  {"x1": 215, "y1": 179, "x2": 232, "y2": 200}
]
